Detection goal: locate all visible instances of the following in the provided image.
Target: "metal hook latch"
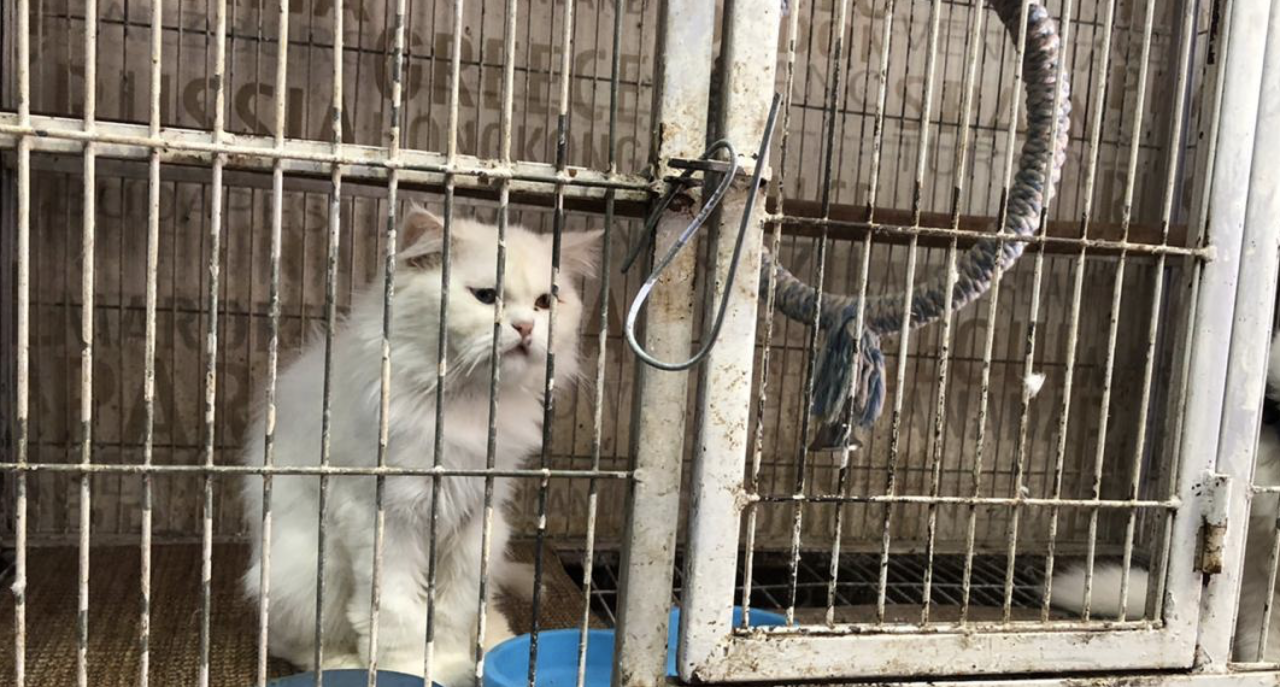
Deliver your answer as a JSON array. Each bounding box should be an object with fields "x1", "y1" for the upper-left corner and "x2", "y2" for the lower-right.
[{"x1": 622, "y1": 93, "x2": 783, "y2": 372}]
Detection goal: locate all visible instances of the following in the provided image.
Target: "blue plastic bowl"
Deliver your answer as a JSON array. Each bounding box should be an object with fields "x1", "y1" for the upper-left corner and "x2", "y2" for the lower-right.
[
  {"x1": 483, "y1": 607, "x2": 784, "y2": 687},
  {"x1": 268, "y1": 669, "x2": 440, "y2": 686},
  {"x1": 483, "y1": 627, "x2": 616, "y2": 687}
]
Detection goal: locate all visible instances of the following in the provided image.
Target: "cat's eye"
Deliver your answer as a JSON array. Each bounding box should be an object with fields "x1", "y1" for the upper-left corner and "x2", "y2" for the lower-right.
[
  {"x1": 470, "y1": 288, "x2": 497, "y2": 305},
  {"x1": 535, "y1": 294, "x2": 554, "y2": 310}
]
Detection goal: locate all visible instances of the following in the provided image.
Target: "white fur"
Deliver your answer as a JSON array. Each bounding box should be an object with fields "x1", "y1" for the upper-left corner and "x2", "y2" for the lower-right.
[
  {"x1": 1048, "y1": 562, "x2": 1148, "y2": 620},
  {"x1": 1024, "y1": 372, "x2": 1046, "y2": 399},
  {"x1": 239, "y1": 208, "x2": 601, "y2": 685},
  {"x1": 1050, "y1": 333, "x2": 1280, "y2": 661}
]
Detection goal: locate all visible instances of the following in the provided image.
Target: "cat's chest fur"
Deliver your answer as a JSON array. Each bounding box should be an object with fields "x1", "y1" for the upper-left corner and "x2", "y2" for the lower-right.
[
  {"x1": 377, "y1": 383, "x2": 546, "y2": 524},
  {"x1": 385, "y1": 385, "x2": 546, "y2": 470}
]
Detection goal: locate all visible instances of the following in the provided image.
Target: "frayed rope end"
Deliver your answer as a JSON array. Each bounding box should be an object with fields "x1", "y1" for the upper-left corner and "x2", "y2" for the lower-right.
[{"x1": 811, "y1": 322, "x2": 887, "y2": 440}]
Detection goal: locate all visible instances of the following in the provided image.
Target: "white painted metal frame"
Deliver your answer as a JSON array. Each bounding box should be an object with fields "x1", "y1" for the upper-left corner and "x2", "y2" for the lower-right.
[
  {"x1": 612, "y1": 2, "x2": 717, "y2": 687},
  {"x1": 675, "y1": 0, "x2": 1274, "y2": 680},
  {"x1": 4, "y1": 0, "x2": 1280, "y2": 683},
  {"x1": 1211, "y1": 0, "x2": 1280, "y2": 669},
  {"x1": 676, "y1": 0, "x2": 783, "y2": 681}
]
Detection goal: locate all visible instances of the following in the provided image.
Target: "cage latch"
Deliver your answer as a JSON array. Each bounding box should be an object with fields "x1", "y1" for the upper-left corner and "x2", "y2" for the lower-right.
[
  {"x1": 620, "y1": 94, "x2": 783, "y2": 372},
  {"x1": 1195, "y1": 471, "x2": 1232, "y2": 575}
]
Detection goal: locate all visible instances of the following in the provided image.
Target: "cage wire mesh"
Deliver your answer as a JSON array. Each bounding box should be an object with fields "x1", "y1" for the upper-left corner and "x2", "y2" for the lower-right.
[
  {"x1": 730, "y1": 0, "x2": 1213, "y2": 632},
  {"x1": 1, "y1": 0, "x2": 656, "y2": 683},
  {"x1": 0, "y1": 0, "x2": 1246, "y2": 682},
  {"x1": 2, "y1": 0, "x2": 659, "y2": 546}
]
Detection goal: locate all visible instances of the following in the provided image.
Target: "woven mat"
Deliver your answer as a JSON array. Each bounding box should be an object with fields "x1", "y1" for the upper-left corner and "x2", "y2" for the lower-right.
[{"x1": 0, "y1": 542, "x2": 601, "y2": 687}]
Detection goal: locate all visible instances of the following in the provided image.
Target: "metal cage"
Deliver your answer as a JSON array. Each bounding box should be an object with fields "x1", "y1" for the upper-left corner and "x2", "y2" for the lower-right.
[{"x1": 3, "y1": 0, "x2": 1280, "y2": 685}]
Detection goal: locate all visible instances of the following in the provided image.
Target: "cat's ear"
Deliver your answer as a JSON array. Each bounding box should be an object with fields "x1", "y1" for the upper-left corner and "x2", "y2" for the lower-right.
[
  {"x1": 559, "y1": 229, "x2": 604, "y2": 279},
  {"x1": 400, "y1": 205, "x2": 445, "y2": 269}
]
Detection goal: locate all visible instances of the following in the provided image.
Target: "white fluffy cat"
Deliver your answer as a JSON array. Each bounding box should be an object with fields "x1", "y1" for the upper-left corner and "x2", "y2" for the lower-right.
[
  {"x1": 239, "y1": 207, "x2": 601, "y2": 685},
  {"x1": 1050, "y1": 332, "x2": 1280, "y2": 662}
]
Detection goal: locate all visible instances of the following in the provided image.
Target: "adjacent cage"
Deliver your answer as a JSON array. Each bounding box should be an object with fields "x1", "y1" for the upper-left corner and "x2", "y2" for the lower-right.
[
  {"x1": 666, "y1": 0, "x2": 1280, "y2": 679},
  {"x1": 2, "y1": 0, "x2": 1279, "y2": 686}
]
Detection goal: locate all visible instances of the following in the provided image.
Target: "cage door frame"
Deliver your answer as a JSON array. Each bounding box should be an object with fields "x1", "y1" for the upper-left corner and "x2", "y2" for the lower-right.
[
  {"x1": 1195, "y1": 0, "x2": 1280, "y2": 668},
  {"x1": 673, "y1": 0, "x2": 1273, "y2": 679}
]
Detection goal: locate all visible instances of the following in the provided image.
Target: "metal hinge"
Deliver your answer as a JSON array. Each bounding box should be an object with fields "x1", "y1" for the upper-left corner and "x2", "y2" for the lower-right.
[{"x1": 1195, "y1": 471, "x2": 1232, "y2": 575}]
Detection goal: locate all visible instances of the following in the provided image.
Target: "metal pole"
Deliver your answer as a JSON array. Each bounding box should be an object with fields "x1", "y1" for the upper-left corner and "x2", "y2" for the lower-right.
[
  {"x1": 677, "y1": 0, "x2": 782, "y2": 680},
  {"x1": 1196, "y1": 0, "x2": 1280, "y2": 666},
  {"x1": 611, "y1": 2, "x2": 716, "y2": 686}
]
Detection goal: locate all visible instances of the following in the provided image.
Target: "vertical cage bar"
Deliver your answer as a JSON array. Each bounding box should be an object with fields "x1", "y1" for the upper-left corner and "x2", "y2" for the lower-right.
[
  {"x1": 875, "y1": 0, "x2": 967, "y2": 616},
  {"x1": 197, "y1": 2, "x2": 232, "y2": 680},
  {"x1": 745, "y1": 0, "x2": 803, "y2": 628},
  {"x1": 678, "y1": 0, "x2": 782, "y2": 678},
  {"x1": 315, "y1": 2, "x2": 345, "y2": 682},
  {"x1": 258, "y1": 1, "x2": 291, "y2": 684},
  {"x1": 476, "y1": 177, "x2": 507, "y2": 684},
  {"x1": 864, "y1": 0, "x2": 897, "y2": 217},
  {"x1": 476, "y1": 0, "x2": 519, "y2": 678},
  {"x1": 10, "y1": 0, "x2": 31, "y2": 680},
  {"x1": 932, "y1": 0, "x2": 988, "y2": 624},
  {"x1": 365, "y1": 0, "x2": 409, "y2": 680},
  {"x1": 785, "y1": 0, "x2": 850, "y2": 626},
  {"x1": 1198, "y1": 0, "x2": 1280, "y2": 663},
  {"x1": 1039, "y1": 0, "x2": 1122, "y2": 622},
  {"x1": 1000, "y1": 0, "x2": 1074, "y2": 622},
  {"x1": 424, "y1": 0, "x2": 465, "y2": 681},
  {"x1": 909, "y1": 0, "x2": 955, "y2": 625},
  {"x1": 958, "y1": 0, "x2": 1034, "y2": 621},
  {"x1": 862, "y1": 0, "x2": 903, "y2": 624},
  {"x1": 837, "y1": 0, "x2": 901, "y2": 621},
  {"x1": 577, "y1": 3, "x2": 622, "y2": 681},
  {"x1": 612, "y1": 0, "x2": 715, "y2": 684},
  {"x1": 77, "y1": 0, "x2": 99, "y2": 683},
  {"x1": 874, "y1": 212, "x2": 921, "y2": 619},
  {"x1": 818, "y1": 26, "x2": 854, "y2": 621},
  {"x1": 1080, "y1": 159, "x2": 1133, "y2": 618},
  {"x1": 529, "y1": 0, "x2": 572, "y2": 683},
  {"x1": 1114, "y1": 0, "x2": 1166, "y2": 622},
  {"x1": 139, "y1": 0, "x2": 165, "y2": 681},
  {"x1": 424, "y1": 184, "x2": 453, "y2": 684},
  {"x1": 199, "y1": 1, "x2": 230, "y2": 683}
]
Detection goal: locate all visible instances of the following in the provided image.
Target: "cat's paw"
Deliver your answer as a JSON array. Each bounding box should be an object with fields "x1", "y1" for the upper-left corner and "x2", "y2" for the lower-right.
[
  {"x1": 483, "y1": 612, "x2": 516, "y2": 650},
  {"x1": 379, "y1": 656, "x2": 426, "y2": 678},
  {"x1": 429, "y1": 654, "x2": 478, "y2": 687},
  {"x1": 497, "y1": 561, "x2": 542, "y2": 601},
  {"x1": 320, "y1": 652, "x2": 364, "y2": 670}
]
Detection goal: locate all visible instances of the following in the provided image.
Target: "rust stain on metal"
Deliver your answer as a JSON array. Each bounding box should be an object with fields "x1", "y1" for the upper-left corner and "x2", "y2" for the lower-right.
[
  {"x1": 1198, "y1": 516, "x2": 1227, "y2": 574},
  {"x1": 1063, "y1": 678, "x2": 1171, "y2": 687},
  {"x1": 1194, "y1": 472, "x2": 1230, "y2": 575}
]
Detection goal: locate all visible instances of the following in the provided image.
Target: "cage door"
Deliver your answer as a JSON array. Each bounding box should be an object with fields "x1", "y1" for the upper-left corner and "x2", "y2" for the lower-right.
[{"x1": 667, "y1": 0, "x2": 1273, "y2": 678}]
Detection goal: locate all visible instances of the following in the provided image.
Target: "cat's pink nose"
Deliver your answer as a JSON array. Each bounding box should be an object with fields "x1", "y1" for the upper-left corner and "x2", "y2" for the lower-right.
[{"x1": 512, "y1": 320, "x2": 534, "y2": 342}]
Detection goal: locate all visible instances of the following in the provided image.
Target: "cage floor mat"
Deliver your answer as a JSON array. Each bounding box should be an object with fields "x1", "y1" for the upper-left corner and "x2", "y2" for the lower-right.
[{"x1": 0, "y1": 542, "x2": 600, "y2": 687}]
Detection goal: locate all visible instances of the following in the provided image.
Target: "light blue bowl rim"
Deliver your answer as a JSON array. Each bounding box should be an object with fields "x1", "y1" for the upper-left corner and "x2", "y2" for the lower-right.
[
  {"x1": 484, "y1": 627, "x2": 616, "y2": 687},
  {"x1": 483, "y1": 606, "x2": 786, "y2": 687}
]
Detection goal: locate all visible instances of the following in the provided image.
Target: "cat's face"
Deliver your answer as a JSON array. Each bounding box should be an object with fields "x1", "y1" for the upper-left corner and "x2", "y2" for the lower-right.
[{"x1": 394, "y1": 207, "x2": 602, "y2": 391}]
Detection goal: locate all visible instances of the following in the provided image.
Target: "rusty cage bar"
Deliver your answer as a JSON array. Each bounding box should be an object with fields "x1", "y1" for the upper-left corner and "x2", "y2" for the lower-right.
[{"x1": 4, "y1": 0, "x2": 1280, "y2": 685}]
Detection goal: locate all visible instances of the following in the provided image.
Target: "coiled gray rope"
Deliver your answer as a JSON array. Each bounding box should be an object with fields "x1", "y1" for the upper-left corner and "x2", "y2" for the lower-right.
[{"x1": 767, "y1": 0, "x2": 1072, "y2": 447}]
